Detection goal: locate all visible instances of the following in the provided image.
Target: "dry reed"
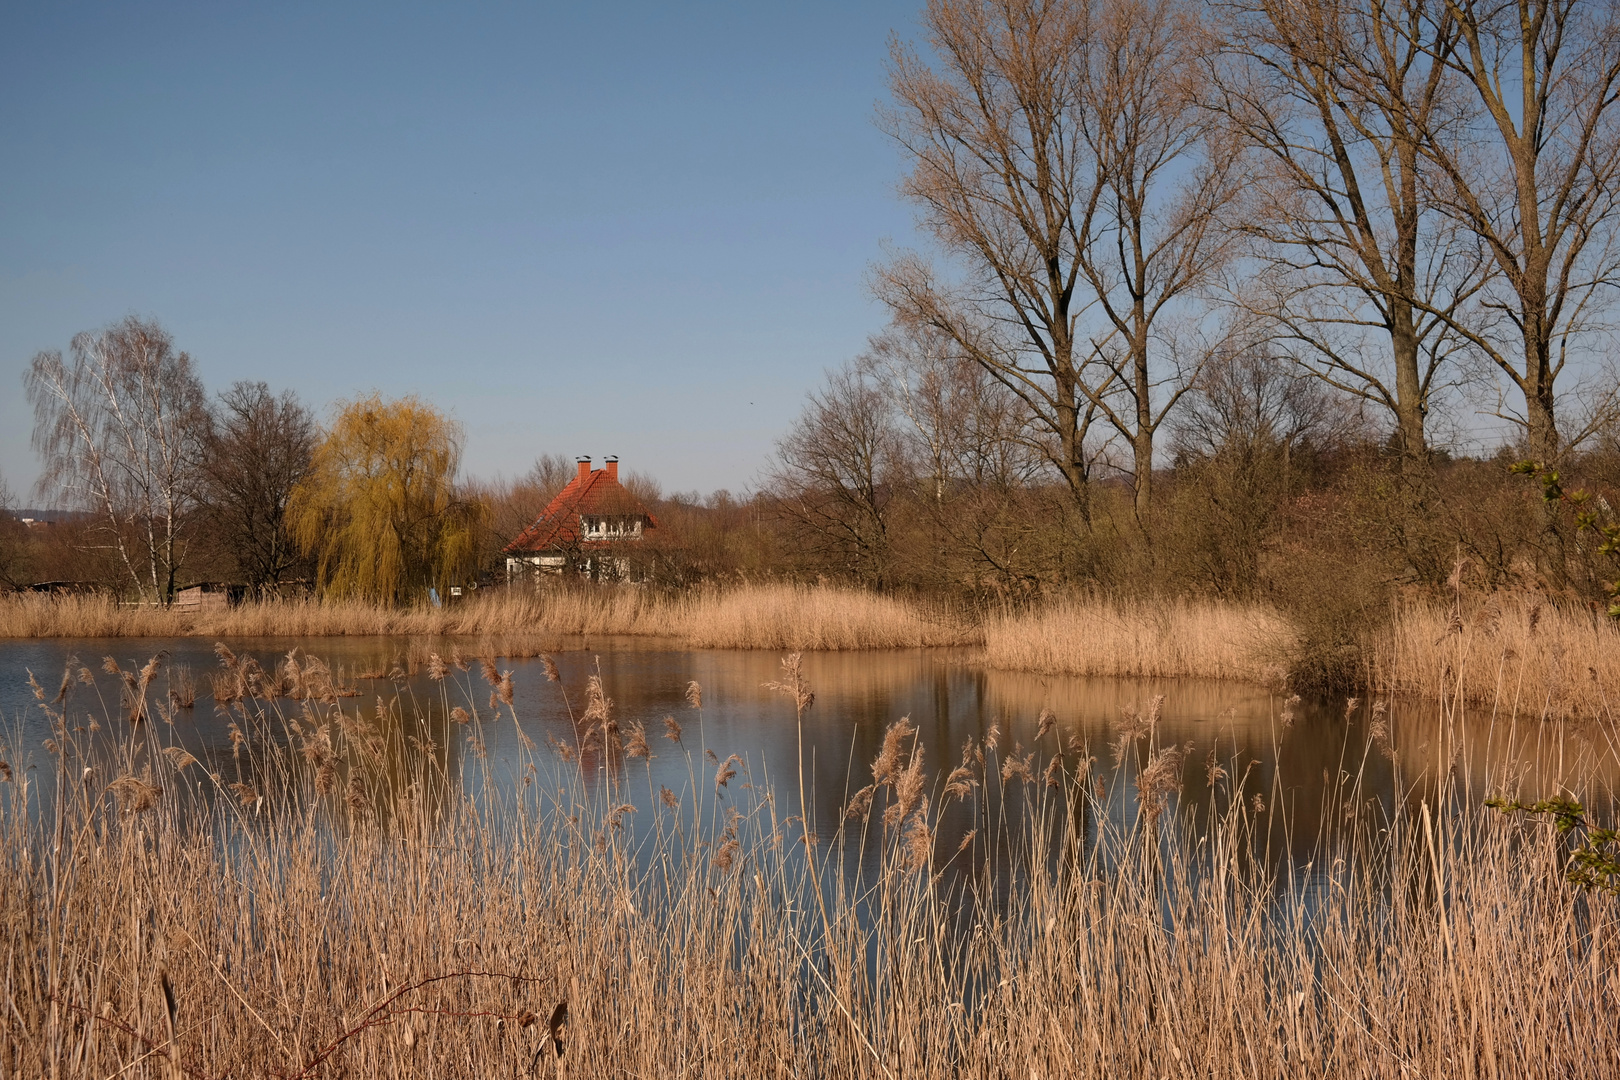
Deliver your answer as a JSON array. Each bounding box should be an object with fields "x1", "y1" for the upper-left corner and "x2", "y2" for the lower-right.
[
  {"x1": 0, "y1": 584, "x2": 976, "y2": 650},
  {"x1": 13, "y1": 586, "x2": 1620, "y2": 715},
  {"x1": 2, "y1": 651, "x2": 1616, "y2": 1076},
  {"x1": 1373, "y1": 595, "x2": 1620, "y2": 717},
  {"x1": 984, "y1": 594, "x2": 1296, "y2": 683}
]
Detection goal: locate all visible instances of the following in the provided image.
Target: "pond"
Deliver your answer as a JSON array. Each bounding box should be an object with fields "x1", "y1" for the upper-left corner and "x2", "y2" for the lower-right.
[{"x1": 3, "y1": 635, "x2": 1615, "y2": 878}]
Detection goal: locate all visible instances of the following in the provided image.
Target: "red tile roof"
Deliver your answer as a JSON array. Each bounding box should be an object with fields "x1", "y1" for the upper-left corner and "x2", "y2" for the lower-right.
[{"x1": 503, "y1": 468, "x2": 658, "y2": 555}]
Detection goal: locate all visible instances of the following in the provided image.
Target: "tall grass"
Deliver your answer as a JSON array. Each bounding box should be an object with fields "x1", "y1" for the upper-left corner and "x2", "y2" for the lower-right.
[
  {"x1": 985, "y1": 594, "x2": 1296, "y2": 683},
  {"x1": 3, "y1": 649, "x2": 1616, "y2": 1076},
  {"x1": 0, "y1": 584, "x2": 977, "y2": 649},
  {"x1": 1373, "y1": 595, "x2": 1620, "y2": 718}
]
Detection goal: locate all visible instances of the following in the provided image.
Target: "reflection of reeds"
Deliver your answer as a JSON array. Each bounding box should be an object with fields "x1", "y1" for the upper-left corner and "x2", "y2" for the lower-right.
[{"x1": 5, "y1": 653, "x2": 1617, "y2": 1076}]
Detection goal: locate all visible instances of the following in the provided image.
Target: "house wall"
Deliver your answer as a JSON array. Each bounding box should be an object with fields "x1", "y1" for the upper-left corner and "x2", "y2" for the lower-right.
[
  {"x1": 506, "y1": 555, "x2": 567, "y2": 582},
  {"x1": 174, "y1": 586, "x2": 230, "y2": 613}
]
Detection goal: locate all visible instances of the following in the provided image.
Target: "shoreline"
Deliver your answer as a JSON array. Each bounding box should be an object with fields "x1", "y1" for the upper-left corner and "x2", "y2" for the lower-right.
[{"x1": 3, "y1": 585, "x2": 1617, "y2": 715}]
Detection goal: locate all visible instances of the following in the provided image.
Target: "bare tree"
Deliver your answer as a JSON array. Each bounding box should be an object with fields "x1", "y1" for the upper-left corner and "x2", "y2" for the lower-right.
[
  {"x1": 878, "y1": 0, "x2": 1240, "y2": 530},
  {"x1": 769, "y1": 363, "x2": 907, "y2": 587},
  {"x1": 1213, "y1": 0, "x2": 1488, "y2": 494},
  {"x1": 472, "y1": 453, "x2": 577, "y2": 568},
  {"x1": 866, "y1": 323, "x2": 1045, "y2": 500},
  {"x1": 1400, "y1": 0, "x2": 1620, "y2": 579},
  {"x1": 1414, "y1": 0, "x2": 1620, "y2": 463},
  {"x1": 1175, "y1": 341, "x2": 1354, "y2": 464},
  {"x1": 194, "y1": 381, "x2": 316, "y2": 594},
  {"x1": 867, "y1": 323, "x2": 1068, "y2": 593},
  {"x1": 26, "y1": 317, "x2": 207, "y2": 604},
  {"x1": 1170, "y1": 341, "x2": 1354, "y2": 595}
]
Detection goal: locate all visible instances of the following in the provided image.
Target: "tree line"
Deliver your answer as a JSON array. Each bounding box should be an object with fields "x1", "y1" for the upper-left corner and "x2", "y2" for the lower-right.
[
  {"x1": 765, "y1": 0, "x2": 1620, "y2": 672},
  {"x1": 3, "y1": 316, "x2": 477, "y2": 605},
  {"x1": 0, "y1": 316, "x2": 745, "y2": 605},
  {"x1": 845, "y1": 0, "x2": 1620, "y2": 559},
  {"x1": 8, "y1": 0, "x2": 1620, "y2": 647}
]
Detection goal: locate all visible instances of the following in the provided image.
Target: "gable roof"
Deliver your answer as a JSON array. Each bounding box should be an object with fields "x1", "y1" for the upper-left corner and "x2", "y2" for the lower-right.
[{"x1": 504, "y1": 466, "x2": 658, "y2": 555}]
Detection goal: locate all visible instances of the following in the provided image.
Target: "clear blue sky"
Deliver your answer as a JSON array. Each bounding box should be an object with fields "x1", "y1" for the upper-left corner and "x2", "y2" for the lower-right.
[{"x1": 0, "y1": 1, "x2": 923, "y2": 501}]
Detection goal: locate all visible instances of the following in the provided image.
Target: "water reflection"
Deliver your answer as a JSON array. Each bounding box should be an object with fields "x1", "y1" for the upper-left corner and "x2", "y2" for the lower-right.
[{"x1": 3, "y1": 637, "x2": 1616, "y2": 875}]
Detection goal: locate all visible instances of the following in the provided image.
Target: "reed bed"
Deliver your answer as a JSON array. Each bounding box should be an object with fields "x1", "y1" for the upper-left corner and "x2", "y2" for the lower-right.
[
  {"x1": 13, "y1": 586, "x2": 1620, "y2": 715},
  {"x1": 2, "y1": 649, "x2": 1616, "y2": 1077},
  {"x1": 984, "y1": 594, "x2": 1296, "y2": 684},
  {"x1": 0, "y1": 584, "x2": 977, "y2": 650},
  {"x1": 1372, "y1": 595, "x2": 1620, "y2": 718}
]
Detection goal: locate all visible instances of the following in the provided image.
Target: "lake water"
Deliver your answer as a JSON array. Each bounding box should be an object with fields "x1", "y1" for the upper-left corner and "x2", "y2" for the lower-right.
[{"x1": 3, "y1": 636, "x2": 1616, "y2": 876}]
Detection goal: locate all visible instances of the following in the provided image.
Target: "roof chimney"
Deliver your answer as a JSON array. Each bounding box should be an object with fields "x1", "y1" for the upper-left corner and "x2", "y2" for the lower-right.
[
  {"x1": 576, "y1": 456, "x2": 591, "y2": 482},
  {"x1": 604, "y1": 455, "x2": 619, "y2": 481}
]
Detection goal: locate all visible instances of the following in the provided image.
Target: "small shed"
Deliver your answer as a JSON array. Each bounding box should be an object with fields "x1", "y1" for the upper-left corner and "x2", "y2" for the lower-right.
[{"x1": 173, "y1": 583, "x2": 246, "y2": 613}]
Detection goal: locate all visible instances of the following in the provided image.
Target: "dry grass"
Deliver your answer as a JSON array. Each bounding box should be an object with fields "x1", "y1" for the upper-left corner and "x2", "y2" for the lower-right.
[
  {"x1": 985, "y1": 594, "x2": 1296, "y2": 683},
  {"x1": 0, "y1": 587, "x2": 1297, "y2": 684},
  {"x1": 1373, "y1": 595, "x2": 1620, "y2": 718},
  {"x1": 3, "y1": 652, "x2": 1617, "y2": 1076},
  {"x1": 0, "y1": 584, "x2": 978, "y2": 649}
]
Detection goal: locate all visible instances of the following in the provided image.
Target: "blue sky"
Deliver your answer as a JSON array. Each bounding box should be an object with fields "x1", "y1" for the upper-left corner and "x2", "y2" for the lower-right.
[{"x1": 0, "y1": 1, "x2": 923, "y2": 500}]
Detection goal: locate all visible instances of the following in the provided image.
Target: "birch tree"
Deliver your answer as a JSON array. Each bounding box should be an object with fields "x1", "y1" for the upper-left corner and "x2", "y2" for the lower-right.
[{"x1": 26, "y1": 317, "x2": 207, "y2": 604}]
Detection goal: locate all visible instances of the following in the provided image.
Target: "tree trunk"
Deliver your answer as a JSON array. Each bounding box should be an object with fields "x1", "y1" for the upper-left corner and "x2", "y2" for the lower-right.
[
  {"x1": 1387, "y1": 308, "x2": 1446, "y2": 580},
  {"x1": 1133, "y1": 426, "x2": 1154, "y2": 525},
  {"x1": 1523, "y1": 332, "x2": 1566, "y2": 582},
  {"x1": 1388, "y1": 306, "x2": 1429, "y2": 476},
  {"x1": 1132, "y1": 328, "x2": 1154, "y2": 530},
  {"x1": 1055, "y1": 370, "x2": 1094, "y2": 533}
]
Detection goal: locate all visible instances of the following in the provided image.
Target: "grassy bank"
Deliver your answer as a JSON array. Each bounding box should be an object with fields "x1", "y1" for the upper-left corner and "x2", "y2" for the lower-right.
[
  {"x1": 3, "y1": 655, "x2": 1615, "y2": 1077},
  {"x1": 0, "y1": 584, "x2": 976, "y2": 650},
  {"x1": 7, "y1": 586, "x2": 1620, "y2": 711}
]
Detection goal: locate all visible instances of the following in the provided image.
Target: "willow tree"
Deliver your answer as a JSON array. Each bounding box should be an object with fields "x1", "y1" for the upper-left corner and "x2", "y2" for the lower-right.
[{"x1": 289, "y1": 395, "x2": 482, "y2": 604}]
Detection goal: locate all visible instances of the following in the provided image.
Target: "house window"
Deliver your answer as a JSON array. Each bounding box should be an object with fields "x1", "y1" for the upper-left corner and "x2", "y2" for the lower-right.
[{"x1": 579, "y1": 516, "x2": 644, "y2": 539}]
